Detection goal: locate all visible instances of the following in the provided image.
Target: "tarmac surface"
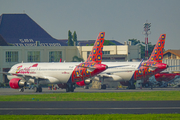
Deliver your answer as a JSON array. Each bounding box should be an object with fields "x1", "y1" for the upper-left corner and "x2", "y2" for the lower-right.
[
  {"x1": 0, "y1": 87, "x2": 180, "y2": 115},
  {"x1": 0, "y1": 101, "x2": 180, "y2": 115}
]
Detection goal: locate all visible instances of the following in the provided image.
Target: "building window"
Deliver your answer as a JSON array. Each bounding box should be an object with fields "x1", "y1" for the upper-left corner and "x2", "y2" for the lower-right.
[
  {"x1": 87, "y1": 51, "x2": 91, "y2": 58},
  {"x1": 49, "y1": 51, "x2": 62, "y2": 62},
  {"x1": 6, "y1": 51, "x2": 18, "y2": 62},
  {"x1": 103, "y1": 51, "x2": 110, "y2": 55},
  {"x1": 172, "y1": 54, "x2": 176, "y2": 59},
  {"x1": 28, "y1": 51, "x2": 40, "y2": 62},
  {"x1": 168, "y1": 53, "x2": 171, "y2": 59}
]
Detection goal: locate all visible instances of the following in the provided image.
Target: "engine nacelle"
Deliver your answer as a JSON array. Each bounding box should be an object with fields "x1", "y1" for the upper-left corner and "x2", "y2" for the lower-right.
[
  {"x1": 9, "y1": 78, "x2": 27, "y2": 89},
  {"x1": 76, "y1": 79, "x2": 92, "y2": 86}
]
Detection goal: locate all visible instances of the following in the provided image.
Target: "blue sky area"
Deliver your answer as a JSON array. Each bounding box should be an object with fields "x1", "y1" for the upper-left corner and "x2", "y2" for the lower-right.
[{"x1": 0, "y1": 0, "x2": 180, "y2": 50}]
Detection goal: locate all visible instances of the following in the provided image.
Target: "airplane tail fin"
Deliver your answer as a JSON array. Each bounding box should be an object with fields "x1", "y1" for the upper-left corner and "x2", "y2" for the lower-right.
[
  {"x1": 85, "y1": 32, "x2": 105, "y2": 63},
  {"x1": 147, "y1": 34, "x2": 166, "y2": 63}
]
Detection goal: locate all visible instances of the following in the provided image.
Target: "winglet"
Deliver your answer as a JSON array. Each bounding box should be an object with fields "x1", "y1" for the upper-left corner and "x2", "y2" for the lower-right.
[
  {"x1": 85, "y1": 32, "x2": 105, "y2": 63},
  {"x1": 137, "y1": 59, "x2": 144, "y2": 69}
]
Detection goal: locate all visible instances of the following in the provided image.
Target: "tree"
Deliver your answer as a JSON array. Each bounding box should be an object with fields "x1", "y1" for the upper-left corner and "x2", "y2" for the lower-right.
[
  {"x1": 72, "y1": 56, "x2": 84, "y2": 62},
  {"x1": 128, "y1": 39, "x2": 140, "y2": 45},
  {"x1": 68, "y1": 30, "x2": 73, "y2": 46},
  {"x1": 73, "y1": 31, "x2": 77, "y2": 46},
  {"x1": 104, "y1": 40, "x2": 116, "y2": 45}
]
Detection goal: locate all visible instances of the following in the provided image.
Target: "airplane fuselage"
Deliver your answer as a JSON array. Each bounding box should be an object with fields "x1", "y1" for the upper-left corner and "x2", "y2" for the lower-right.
[{"x1": 8, "y1": 62, "x2": 77, "y2": 84}]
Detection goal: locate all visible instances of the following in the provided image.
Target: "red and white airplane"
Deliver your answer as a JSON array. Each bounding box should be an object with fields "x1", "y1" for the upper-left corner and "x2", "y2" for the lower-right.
[
  {"x1": 3, "y1": 32, "x2": 108, "y2": 92},
  {"x1": 140, "y1": 72, "x2": 180, "y2": 88},
  {"x1": 154, "y1": 73, "x2": 180, "y2": 87},
  {"x1": 76, "y1": 34, "x2": 168, "y2": 89}
]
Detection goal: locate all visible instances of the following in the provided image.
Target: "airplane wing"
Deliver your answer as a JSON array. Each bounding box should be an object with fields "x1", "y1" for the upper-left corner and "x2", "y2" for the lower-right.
[
  {"x1": 100, "y1": 69, "x2": 138, "y2": 74},
  {"x1": 94, "y1": 60, "x2": 143, "y2": 80},
  {"x1": 99, "y1": 60, "x2": 143, "y2": 75},
  {"x1": 143, "y1": 64, "x2": 180, "y2": 71},
  {"x1": 142, "y1": 65, "x2": 158, "y2": 71},
  {"x1": 160, "y1": 70, "x2": 180, "y2": 73},
  {"x1": 77, "y1": 64, "x2": 130, "y2": 72}
]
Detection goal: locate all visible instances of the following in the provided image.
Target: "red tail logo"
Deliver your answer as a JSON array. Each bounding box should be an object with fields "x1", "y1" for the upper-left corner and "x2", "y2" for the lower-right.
[
  {"x1": 134, "y1": 34, "x2": 167, "y2": 81},
  {"x1": 147, "y1": 34, "x2": 166, "y2": 63},
  {"x1": 86, "y1": 32, "x2": 105, "y2": 64},
  {"x1": 71, "y1": 32, "x2": 107, "y2": 83}
]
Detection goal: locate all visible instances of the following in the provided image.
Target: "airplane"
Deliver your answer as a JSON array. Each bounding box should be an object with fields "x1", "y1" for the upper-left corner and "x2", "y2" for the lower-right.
[
  {"x1": 76, "y1": 34, "x2": 169, "y2": 89},
  {"x1": 3, "y1": 32, "x2": 108, "y2": 92},
  {"x1": 155, "y1": 72, "x2": 180, "y2": 87},
  {"x1": 139, "y1": 72, "x2": 180, "y2": 88}
]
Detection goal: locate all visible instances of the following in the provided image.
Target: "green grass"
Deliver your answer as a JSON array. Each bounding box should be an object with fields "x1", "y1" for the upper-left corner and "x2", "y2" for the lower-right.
[
  {"x1": 0, "y1": 91, "x2": 180, "y2": 101},
  {"x1": 0, "y1": 114, "x2": 180, "y2": 120}
]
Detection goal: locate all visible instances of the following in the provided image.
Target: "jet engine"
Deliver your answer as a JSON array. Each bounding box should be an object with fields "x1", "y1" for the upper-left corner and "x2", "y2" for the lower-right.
[
  {"x1": 76, "y1": 79, "x2": 92, "y2": 86},
  {"x1": 9, "y1": 78, "x2": 27, "y2": 89}
]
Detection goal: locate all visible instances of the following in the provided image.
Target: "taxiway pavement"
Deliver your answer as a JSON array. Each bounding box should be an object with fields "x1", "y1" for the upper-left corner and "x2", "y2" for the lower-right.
[{"x1": 0, "y1": 101, "x2": 180, "y2": 115}]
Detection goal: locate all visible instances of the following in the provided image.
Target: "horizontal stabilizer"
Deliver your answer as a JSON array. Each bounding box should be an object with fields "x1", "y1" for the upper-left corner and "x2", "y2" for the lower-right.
[
  {"x1": 87, "y1": 67, "x2": 96, "y2": 72},
  {"x1": 77, "y1": 66, "x2": 96, "y2": 72},
  {"x1": 96, "y1": 74, "x2": 123, "y2": 82},
  {"x1": 149, "y1": 66, "x2": 158, "y2": 71},
  {"x1": 101, "y1": 69, "x2": 138, "y2": 74},
  {"x1": 141, "y1": 65, "x2": 157, "y2": 71}
]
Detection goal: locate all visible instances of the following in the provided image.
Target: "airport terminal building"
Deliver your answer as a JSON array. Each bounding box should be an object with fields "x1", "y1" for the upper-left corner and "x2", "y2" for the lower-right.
[{"x1": 0, "y1": 13, "x2": 141, "y2": 83}]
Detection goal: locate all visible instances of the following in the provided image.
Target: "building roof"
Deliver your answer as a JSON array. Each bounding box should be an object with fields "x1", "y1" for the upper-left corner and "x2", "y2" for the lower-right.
[
  {"x1": 164, "y1": 49, "x2": 180, "y2": 57},
  {"x1": 0, "y1": 14, "x2": 67, "y2": 46},
  {"x1": 0, "y1": 13, "x2": 124, "y2": 47},
  {"x1": 0, "y1": 34, "x2": 8, "y2": 46}
]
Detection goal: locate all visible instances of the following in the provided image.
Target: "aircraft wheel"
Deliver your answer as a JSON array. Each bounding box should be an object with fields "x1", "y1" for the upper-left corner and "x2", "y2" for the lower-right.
[
  {"x1": 70, "y1": 88, "x2": 74, "y2": 92},
  {"x1": 103, "y1": 84, "x2": 106, "y2": 89},
  {"x1": 66, "y1": 87, "x2": 70, "y2": 92},
  {"x1": 84, "y1": 86, "x2": 89, "y2": 89},
  {"x1": 34, "y1": 87, "x2": 38, "y2": 93},
  {"x1": 19, "y1": 88, "x2": 24, "y2": 92},
  {"x1": 128, "y1": 85, "x2": 136, "y2": 89},
  {"x1": 70, "y1": 84, "x2": 75, "y2": 92},
  {"x1": 101, "y1": 84, "x2": 106, "y2": 89},
  {"x1": 38, "y1": 86, "x2": 42, "y2": 92}
]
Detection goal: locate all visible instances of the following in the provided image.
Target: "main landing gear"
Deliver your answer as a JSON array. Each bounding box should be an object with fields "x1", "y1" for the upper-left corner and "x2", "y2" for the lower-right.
[
  {"x1": 101, "y1": 84, "x2": 106, "y2": 89},
  {"x1": 33, "y1": 79, "x2": 42, "y2": 93},
  {"x1": 66, "y1": 83, "x2": 75, "y2": 92},
  {"x1": 99, "y1": 76, "x2": 107, "y2": 89},
  {"x1": 33, "y1": 86, "x2": 42, "y2": 93},
  {"x1": 99, "y1": 76, "x2": 106, "y2": 89},
  {"x1": 19, "y1": 88, "x2": 24, "y2": 92},
  {"x1": 128, "y1": 81, "x2": 136, "y2": 89}
]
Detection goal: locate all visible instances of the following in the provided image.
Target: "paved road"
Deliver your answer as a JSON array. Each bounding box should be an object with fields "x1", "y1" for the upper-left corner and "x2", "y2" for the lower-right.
[
  {"x1": 0, "y1": 87, "x2": 180, "y2": 95},
  {"x1": 0, "y1": 101, "x2": 180, "y2": 115}
]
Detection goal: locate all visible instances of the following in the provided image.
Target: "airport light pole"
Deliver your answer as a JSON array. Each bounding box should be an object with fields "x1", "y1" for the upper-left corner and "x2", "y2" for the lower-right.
[{"x1": 142, "y1": 21, "x2": 151, "y2": 60}]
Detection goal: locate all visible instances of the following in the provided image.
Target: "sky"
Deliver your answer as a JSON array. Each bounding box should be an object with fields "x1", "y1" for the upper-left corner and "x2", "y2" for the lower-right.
[{"x1": 0, "y1": 0, "x2": 180, "y2": 50}]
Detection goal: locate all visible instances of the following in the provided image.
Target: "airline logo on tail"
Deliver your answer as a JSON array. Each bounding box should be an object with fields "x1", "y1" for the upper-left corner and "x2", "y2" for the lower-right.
[
  {"x1": 86, "y1": 32, "x2": 105, "y2": 64},
  {"x1": 70, "y1": 32, "x2": 107, "y2": 83},
  {"x1": 148, "y1": 34, "x2": 166, "y2": 63},
  {"x1": 134, "y1": 34, "x2": 167, "y2": 80}
]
